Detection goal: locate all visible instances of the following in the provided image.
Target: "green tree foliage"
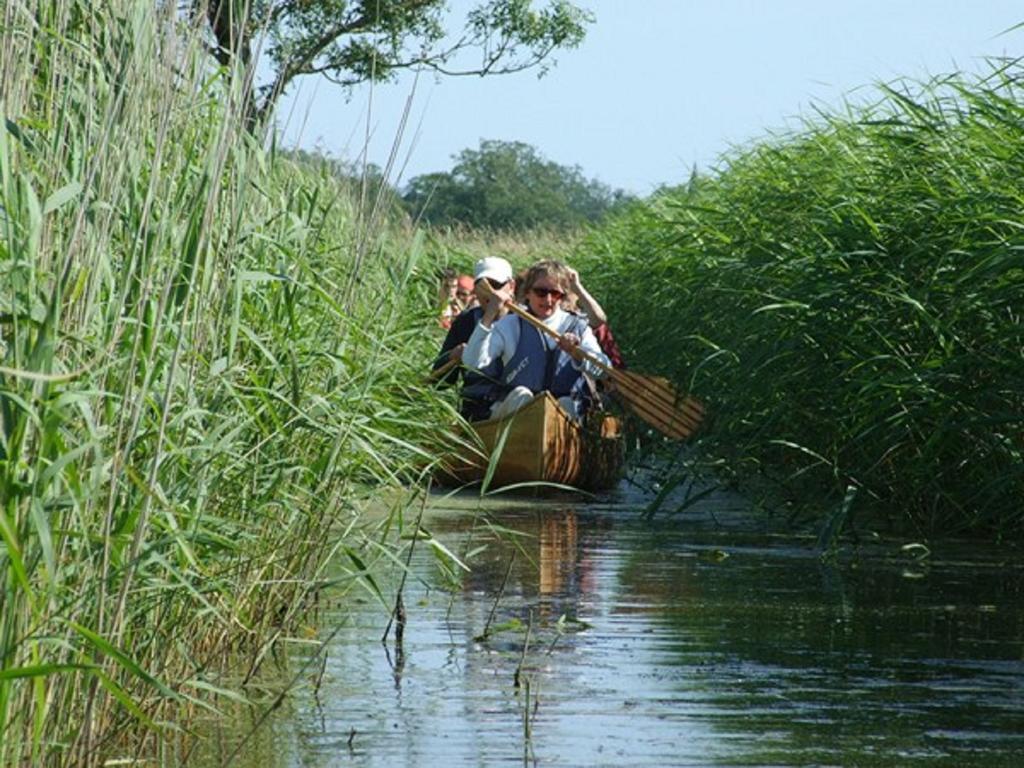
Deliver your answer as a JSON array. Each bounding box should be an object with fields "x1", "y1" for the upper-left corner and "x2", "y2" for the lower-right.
[
  {"x1": 194, "y1": 0, "x2": 593, "y2": 128},
  {"x1": 403, "y1": 139, "x2": 632, "y2": 230}
]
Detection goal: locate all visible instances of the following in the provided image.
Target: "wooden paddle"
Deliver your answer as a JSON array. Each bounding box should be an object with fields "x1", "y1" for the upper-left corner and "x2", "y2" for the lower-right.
[
  {"x1": 496, "y1": 299, "x2": 704, "y2": 440},
  {"x1": 427, "y1": 355, "x2": 460, "y2": 383}
]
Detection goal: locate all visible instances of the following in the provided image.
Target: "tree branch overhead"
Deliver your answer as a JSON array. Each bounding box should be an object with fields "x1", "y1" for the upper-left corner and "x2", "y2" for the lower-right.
[{"x1": 195, "y1": 0, "x2": 593, "y2": 132}]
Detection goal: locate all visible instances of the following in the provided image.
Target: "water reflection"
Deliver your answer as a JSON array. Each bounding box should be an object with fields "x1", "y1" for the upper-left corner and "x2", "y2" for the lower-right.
[
  {"x1": 200, "y1": 498, "x2": 1024, "y2": 768},
  {"x1": 538, "y1": 511, "x2": 579, "y2": 596}
]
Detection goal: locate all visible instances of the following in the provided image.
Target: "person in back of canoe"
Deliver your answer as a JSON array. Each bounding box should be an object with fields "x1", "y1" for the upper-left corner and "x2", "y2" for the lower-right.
[
  {"x1": 432, "y1": 257, "x2": 517, "y2": 420},
  {"x1": 463, "y1": 260, "x2": 609, "y2": 422},
  {"x1": 437, "y1": 268, "x2": 458, "y2": 328},
  {"x1": 439, "y1": 273, "x2": 476, "y2": 329},
  {"x1": 561, "y1": 267, "x2": 626, "y2": 370},
  {"x1": 456, "y1": 274, "x2": 476, "y2": 308}
]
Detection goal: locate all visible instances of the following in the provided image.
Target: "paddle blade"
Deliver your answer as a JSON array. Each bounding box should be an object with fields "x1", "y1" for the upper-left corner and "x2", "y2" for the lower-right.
[{"x1": 609, "y1": 370, "x2": 704, "y2": 440}]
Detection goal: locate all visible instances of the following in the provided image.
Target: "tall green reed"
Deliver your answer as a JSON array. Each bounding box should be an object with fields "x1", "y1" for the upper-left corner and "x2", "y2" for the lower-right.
[
  {"x1": 1, "y1": 2, "x2": 454, "y2": 764},
  {"x1": 576, "y1": 67, "x2": 1024, "y2": 538}
]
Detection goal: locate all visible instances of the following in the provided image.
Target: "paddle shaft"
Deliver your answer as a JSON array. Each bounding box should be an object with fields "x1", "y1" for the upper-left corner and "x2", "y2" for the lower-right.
[
  {"x1": 496, "y1": 300, "x2": 610, "y2": 371},
  {"x1": 478, "y1": 283, "x2": 702, "y2": 438},
  {"x1": 427, "y1": 356, "x2": 460, "y2": 382},
  {"x1": 501, "y1": 300, "x2": 702, "y2": 439}
]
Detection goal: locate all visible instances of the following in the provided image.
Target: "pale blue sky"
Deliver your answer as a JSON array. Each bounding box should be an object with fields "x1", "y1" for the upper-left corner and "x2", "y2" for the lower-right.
[{"x1": 274, "y1": 2, "x2": 1023, "y2": 195}]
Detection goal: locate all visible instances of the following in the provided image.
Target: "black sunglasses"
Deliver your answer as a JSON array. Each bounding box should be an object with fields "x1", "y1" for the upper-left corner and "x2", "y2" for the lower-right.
[{"x1": 531, "y1": 287, "x2": 565, "y2": 300}]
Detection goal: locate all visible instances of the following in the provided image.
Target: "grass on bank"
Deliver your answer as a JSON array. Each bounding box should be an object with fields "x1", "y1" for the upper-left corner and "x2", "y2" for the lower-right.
[
  {"x1": 576, "y1": 65, "x2": 1024, "y2": 539},
  {"x1": 0, "y1": 2, "x2": 460, "y2": 764},
  {"x1": 416, "y1": 223, "x2": 580, "y2": 280}
]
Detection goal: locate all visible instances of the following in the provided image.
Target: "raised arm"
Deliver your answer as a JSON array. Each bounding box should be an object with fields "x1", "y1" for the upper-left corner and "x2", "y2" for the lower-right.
[
  {"x1": 566, "y1": 268, "x2": 607, "y2": 328},
  {"x1": 464, "y1": 308, "x2": 515, "y2": 371}
]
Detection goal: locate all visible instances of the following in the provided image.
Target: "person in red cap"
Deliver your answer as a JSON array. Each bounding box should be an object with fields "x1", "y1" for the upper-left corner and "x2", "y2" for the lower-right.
[
  {"x1": 456, "y1": 275, "x2": 476, "y2": 309},
  {"x1": 440, "y1": 274, "x2": 477, "y2": 329}
]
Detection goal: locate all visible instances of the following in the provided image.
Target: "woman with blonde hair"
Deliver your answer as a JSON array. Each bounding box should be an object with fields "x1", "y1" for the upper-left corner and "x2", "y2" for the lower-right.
[{"x1": 463, "y1": 260, "x2": 609, "y2": 421}]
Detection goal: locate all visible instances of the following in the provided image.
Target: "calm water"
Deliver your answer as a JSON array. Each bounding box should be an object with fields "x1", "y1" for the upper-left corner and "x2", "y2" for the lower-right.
[{"x1": 199, "y1": 488, "x2": 1024, "y2": 767}]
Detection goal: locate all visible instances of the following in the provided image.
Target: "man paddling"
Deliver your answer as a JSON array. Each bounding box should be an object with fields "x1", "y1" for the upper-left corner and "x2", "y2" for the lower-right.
[{"x1": 432, "y1": 256, "x2": 517, "y2": 420}]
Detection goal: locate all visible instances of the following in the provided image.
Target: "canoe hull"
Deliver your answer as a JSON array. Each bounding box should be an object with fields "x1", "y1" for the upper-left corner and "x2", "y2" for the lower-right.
[{"x1": 439, "y1": 393, "x2": 623, "y2": 492}]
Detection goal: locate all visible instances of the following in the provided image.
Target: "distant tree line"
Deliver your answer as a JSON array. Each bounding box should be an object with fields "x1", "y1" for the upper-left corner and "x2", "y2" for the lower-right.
[
  {"x1": 281, "y1": 140, "x2": 634, "y2": 231},
  {"x1": 402, "y1": 140, "x2": 634, "y2": 230}
]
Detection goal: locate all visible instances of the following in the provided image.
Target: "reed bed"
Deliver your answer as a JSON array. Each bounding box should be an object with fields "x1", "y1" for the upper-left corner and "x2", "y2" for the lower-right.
[
  {"x1": 0, "y1": 2, "x2": 454, "y2": 764},
  {"x1": 421, "y1": 223, "x2": 581, "y2": 275},
  {"x1": 576, "y1": 66, "x2": 1024, "y2": 538}
]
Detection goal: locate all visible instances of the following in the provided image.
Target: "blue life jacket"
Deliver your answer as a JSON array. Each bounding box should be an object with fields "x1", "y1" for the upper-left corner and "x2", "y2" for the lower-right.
[{"x1": 499, "y1": 313, "x2": 591, "y2": 399}]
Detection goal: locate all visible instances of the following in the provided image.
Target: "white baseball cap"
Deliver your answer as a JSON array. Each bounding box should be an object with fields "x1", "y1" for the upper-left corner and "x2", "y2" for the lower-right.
[{"x1": 473, "y1": 256, "x2": 513, "y2": 285}]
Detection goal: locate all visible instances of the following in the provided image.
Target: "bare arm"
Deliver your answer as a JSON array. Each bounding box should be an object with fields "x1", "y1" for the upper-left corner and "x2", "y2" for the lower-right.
[{"x1": 567, "y1": 268, "x2": 607, "y2": 328}]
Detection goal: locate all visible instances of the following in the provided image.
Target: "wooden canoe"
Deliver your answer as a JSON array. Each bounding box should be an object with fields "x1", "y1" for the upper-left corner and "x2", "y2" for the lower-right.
[{"x1": 439, "y1": 392, "x2": 624, "y2": 492}]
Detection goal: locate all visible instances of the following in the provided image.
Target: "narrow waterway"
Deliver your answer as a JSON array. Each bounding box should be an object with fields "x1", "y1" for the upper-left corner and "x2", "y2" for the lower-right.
[{"x1": 202, "y1": 487, "x2": 1024, "y2": 767}]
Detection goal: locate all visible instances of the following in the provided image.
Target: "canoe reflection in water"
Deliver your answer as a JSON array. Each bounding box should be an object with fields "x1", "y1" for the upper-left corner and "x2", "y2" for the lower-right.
[
  {"x1": 538, "y1": 511, "x2": 593, "y2": 597},
  {"x1": 456, "y1": 508, "x2": 608, "y2": 629}
]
